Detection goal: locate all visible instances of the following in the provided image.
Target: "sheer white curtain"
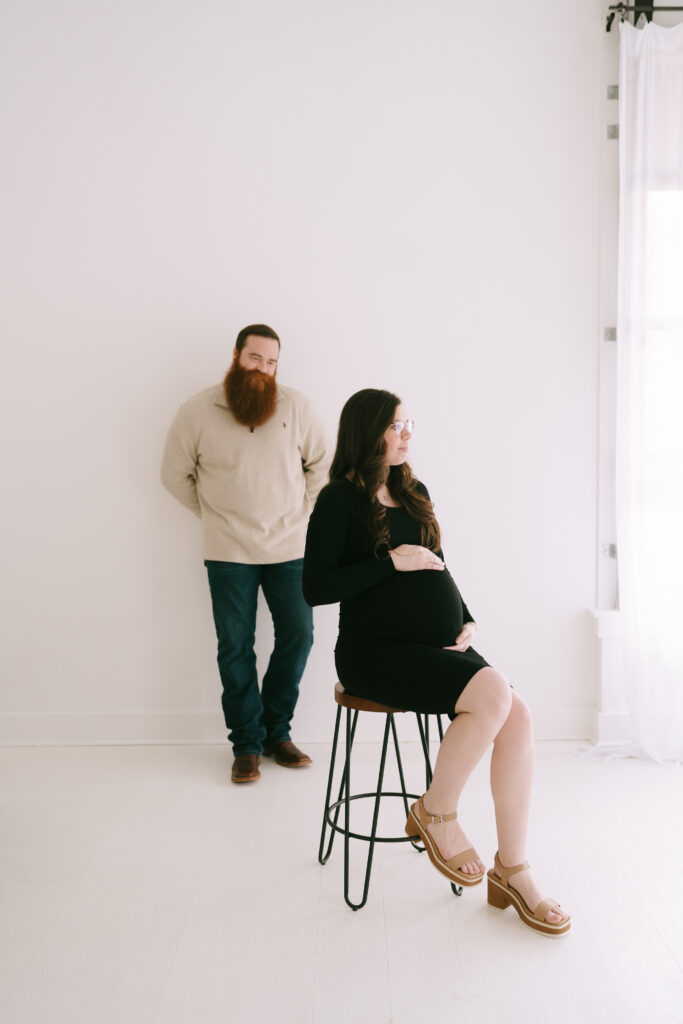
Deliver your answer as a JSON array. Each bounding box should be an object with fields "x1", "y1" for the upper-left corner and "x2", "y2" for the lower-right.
[{"x1": 616, "y1": 20, "x2": 683, "y2": 763}]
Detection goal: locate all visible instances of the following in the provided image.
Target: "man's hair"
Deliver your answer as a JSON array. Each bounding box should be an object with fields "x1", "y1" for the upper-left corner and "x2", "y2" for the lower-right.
[{"x1": 234, "y1": 324, "x2": 281, "y2": 353}]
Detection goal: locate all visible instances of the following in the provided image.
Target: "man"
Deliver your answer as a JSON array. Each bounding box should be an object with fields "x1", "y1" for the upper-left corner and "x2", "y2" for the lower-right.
[{"x1": 161, "y1": 324, "x2": 328, "y2": 783}]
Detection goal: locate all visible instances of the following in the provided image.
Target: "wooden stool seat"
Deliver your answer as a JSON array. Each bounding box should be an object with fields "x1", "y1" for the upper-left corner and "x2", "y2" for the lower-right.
[{"x1": 334, "y1": 681, "x2": 405, "y2": 715}]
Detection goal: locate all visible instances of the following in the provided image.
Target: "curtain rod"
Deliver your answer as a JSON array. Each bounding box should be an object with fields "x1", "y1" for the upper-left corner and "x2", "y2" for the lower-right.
[{"x1": 607, "y1": 4, "x2": 683, "y2": 31}]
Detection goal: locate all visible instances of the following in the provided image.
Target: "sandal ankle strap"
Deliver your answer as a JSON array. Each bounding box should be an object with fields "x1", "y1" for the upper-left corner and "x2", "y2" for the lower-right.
[
  {"x1": 419, "y1": 796, "x2": 458, "y2": 825},
  {"x1": 494, "y1": 850, "x2": 530, "y2": 885}
]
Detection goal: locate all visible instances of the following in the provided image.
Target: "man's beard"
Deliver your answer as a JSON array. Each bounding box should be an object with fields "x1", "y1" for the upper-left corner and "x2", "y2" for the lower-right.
[{"x1": 223, "y1": 358, "x2": 278, "y2": 428}]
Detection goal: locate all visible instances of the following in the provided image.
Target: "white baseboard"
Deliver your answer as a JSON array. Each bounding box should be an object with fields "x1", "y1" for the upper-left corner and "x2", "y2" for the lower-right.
[
  {"x1": 591, "y1": 709, "x2": 633, "y2": 745},
  {"x1": 531, "y1": 706, "x2": 592, "y2": 741},
  {"x1": 0, "y1": 706, "x2": 593, "y2": 746},
  {"x1": 0, "y1": 711, "x2": 228, "y2": 746}
]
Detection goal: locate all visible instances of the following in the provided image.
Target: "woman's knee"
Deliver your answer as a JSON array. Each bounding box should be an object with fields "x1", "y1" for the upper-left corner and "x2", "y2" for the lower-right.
[
  {"x1": 455, "y1": 667, "x2": 512, "y2": 723},
  {"x1": 512, "y1": 692, "x2": 532, "y2": 728},
  {"x1": 501, "y1": 692, "x2": 533, "y2": 741}
]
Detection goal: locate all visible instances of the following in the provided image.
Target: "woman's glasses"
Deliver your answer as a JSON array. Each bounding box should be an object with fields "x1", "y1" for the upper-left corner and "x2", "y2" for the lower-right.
[{"x1": 389, "y1": 419, "x2": 414, "y2": 435}]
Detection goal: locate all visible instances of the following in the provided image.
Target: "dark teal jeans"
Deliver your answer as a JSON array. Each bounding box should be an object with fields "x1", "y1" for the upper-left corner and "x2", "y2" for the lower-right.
[{"x1": 205, "y1": 558, "x2": 313, "y2": 756}]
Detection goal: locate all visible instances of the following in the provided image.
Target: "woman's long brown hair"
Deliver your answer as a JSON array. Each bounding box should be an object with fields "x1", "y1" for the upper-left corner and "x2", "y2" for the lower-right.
[{"x1": 329, "y1": 389, "x2": 441, "y2": 556}]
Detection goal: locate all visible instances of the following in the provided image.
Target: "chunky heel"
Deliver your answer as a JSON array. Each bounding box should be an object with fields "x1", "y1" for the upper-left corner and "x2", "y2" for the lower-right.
[
  {"x1": 404, "y1": 813, "x2": 418, "y2": 839},
  {"x1": 486, "y1": 852, "x2": 571, "y2": 935},
  {"x1": 487, "y1": 876, "x2": 510, "y2": 909}
]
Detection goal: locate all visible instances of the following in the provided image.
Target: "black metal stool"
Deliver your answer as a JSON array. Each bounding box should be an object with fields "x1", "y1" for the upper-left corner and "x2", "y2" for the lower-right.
[{"x1": 318, "y1": 682, "x2": 463, "y2": 910}]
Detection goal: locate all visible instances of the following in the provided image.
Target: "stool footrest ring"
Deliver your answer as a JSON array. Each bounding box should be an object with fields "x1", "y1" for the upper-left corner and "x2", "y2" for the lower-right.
[{"x1": 326, "y1": 791, "x2": 422, "y2": 843}]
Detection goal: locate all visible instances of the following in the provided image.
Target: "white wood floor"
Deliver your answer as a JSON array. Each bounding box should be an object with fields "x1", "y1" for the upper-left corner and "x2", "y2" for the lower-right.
[{"x1": 1, "y1": 738, "x2": 682, "y2": 1024}]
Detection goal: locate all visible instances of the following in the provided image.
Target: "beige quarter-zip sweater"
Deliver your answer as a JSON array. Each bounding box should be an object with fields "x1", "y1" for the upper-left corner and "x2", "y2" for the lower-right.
[{"x1": 161, "y1": 383, "x2": 329, "y2": 564}]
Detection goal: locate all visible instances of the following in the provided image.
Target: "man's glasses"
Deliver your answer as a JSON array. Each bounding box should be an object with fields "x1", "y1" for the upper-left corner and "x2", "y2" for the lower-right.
[{"x1": 389, "y1": 419, "x2": 414, "y2": 435}]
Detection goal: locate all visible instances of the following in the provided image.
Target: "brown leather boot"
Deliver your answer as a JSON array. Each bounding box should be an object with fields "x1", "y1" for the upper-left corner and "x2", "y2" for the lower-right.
[
  {"x1": 262, "y1": 741, "x2": 312, "y2": 768},
  {"x1": 231, "y1": 754, "x2": 261, "y2": 783}
]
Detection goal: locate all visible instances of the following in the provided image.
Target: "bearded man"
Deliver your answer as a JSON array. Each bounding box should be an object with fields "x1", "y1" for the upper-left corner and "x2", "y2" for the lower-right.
[{"x1": 161, "y1": 324, "x2": 329, "y2": 783}]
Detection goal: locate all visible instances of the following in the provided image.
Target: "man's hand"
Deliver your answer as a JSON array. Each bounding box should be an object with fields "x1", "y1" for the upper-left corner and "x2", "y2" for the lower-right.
[
  {"x1": 389, "y1": 544, "x2": 444, "y2": 572},
  {"x1": 444, "y1": 621, "x2": 477, "y2": 652}
]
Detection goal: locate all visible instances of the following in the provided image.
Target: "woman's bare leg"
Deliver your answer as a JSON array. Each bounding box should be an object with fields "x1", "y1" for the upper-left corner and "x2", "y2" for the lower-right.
[
  {"x1": 490, "y1": 690, "x2": 534, "y2": 866},
  {"x1": 423, "y1": 667, "x2": 512, "y2": 875},
  {"x1": 489, "y1": 691, "x2": 567, "y2": 923},
  {"x1": 422, "y1": 668, "x2": 568, "y2": 922}
]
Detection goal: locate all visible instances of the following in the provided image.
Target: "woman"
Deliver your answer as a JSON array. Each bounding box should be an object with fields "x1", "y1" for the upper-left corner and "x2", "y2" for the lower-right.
[{"x1": 303, "y1": 389, "x2": 570, "y2": 936}]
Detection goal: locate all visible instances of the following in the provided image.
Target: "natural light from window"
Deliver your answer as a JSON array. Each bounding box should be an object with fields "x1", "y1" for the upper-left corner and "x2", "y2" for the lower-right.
[{"x1": 644, "y1": 190, "x2": 683, "y2": 654}]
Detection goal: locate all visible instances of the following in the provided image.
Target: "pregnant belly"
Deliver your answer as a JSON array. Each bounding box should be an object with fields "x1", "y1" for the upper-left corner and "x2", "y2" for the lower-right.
[{"x1": 343, "y1": 568, "x2": 465, "y2": 646}]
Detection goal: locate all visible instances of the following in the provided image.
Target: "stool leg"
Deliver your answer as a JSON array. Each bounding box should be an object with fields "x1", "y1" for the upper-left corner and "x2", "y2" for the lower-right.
[
  {"x1": 415, "y1": 713, "x2": 435, "y2": 787},
  {"x1": 342, "y1": 707, "x2": 353, "y2": 904},
  {"x1": 318, "y1": 704, "x2": 342, "y2": 865},
  {"x1": 389, "y1": 714, "x2": 411, "y2": 819},
  {"x1": 436, "y1": 714, "x2": 445, "y2": 742},
  {"x1": 391, "y1": 715, "x2": 425, "y2": 853},
  {"x1": 344, "y1": 712, "x2": 392, "y2": 911},
  {"x1": 424, "y1": 715, "x2": 431, "y2": 789},
  {"x1": 319, "y1": 706, "x2": 360, "y2": 865}
]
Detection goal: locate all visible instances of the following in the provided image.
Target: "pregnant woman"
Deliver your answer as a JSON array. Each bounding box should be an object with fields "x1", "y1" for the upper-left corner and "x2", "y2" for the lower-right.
[{"x1": 303, "y1": 389, "x2": 570, "y2": 936}]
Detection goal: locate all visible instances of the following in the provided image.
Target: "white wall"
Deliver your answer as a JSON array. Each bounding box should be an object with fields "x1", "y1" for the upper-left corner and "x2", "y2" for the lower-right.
[{"x1": 0, "y1": 0, "x2": 601, "y2": 743}]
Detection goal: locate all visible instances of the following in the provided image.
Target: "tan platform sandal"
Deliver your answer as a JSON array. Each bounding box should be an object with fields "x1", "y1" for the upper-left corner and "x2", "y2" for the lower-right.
[
  {"x1": 405, "y1": 796, "x2": 485, "y2": 886},
  {"x1": 487, "y1": 852, "x2": 571, "y2": 936}
]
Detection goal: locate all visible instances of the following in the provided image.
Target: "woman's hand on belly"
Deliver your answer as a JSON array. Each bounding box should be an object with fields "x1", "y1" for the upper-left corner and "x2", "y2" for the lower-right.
[
  {"x1": 390, "y1": 544, "x2": 444, "y2": 572},
  {"x1": 444, "y1": 621, "x2": 477, "y2": 652}
]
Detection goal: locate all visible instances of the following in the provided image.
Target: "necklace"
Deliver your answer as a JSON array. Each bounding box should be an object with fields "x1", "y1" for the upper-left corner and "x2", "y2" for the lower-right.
[{"x1": 376, "y1": 486, "x2": 397, "y2": 507}]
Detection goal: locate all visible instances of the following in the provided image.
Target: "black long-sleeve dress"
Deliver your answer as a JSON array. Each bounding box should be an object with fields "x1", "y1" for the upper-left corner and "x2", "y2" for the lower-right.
[{"x1": 302, "y1": 478, "x2": 489, "y2": 714}]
